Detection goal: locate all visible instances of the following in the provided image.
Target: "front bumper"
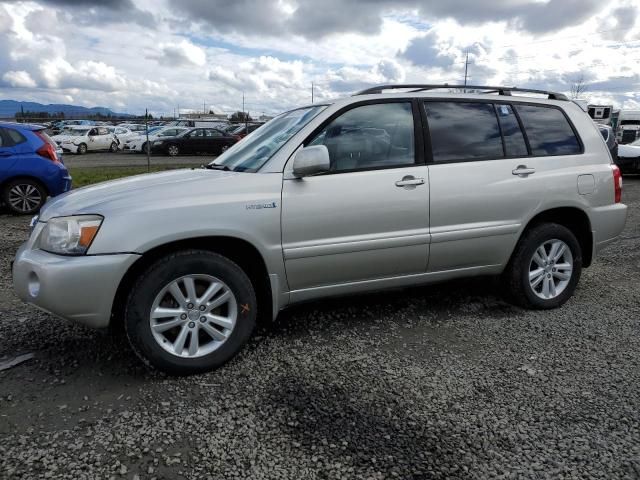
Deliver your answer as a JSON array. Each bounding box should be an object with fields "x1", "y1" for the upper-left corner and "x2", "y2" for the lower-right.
[
  {"x1": 13, "y1": 242, "x2": 139, "y2": 329},
  {"x1": 615, "y1": 156, "x2": 640, "y2": 173},
  {"x1": 122, "y1": 143, "x2": 142, "y2": 152}
]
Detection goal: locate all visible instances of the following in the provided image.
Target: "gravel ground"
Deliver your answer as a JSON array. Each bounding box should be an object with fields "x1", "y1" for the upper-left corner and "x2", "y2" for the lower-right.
[
  {"x1": 1, "y1": 177, "x2": 639, "y2": 480},
  {"x1": 62, "y1": 151, "x2": 210, "y2": 169}
]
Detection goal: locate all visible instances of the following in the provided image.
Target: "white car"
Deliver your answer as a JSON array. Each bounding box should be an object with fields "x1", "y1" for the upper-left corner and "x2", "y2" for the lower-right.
[
  {"x1": 118, "y1": 123, "x2": 148, "y2": 133},
  {"x1": 122, "y1": 126, "x2": 189, "y2": 153},
  {"x1": 51, "y1": 126, "x2": 118, "y2": 154},
  {"x1": 105, "y1": 126, "x2": 138, "y2": 149},
  {"x1": 616, "y1": 138, "x2": 640, "y2": 174}
]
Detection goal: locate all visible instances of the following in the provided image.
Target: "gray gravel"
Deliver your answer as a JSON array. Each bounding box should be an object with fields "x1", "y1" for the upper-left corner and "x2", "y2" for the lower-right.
[{"x1": 1, "y1": 177, "x2": 639, "y2": 480}]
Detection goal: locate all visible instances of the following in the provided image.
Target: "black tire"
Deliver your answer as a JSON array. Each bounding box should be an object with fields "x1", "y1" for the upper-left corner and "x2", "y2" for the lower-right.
[
  {"x1": 77, "y1": 143, "x2": 87, "y2": 155},
  {"x1": 2, "y1": 178, "x2": 47, "y2": 215},
  {"x1": 109, "y1": 142, "x2": 118, "y2": 153},
  {"x1": 142, "y1": 142, "x2": 149, "y2": 154},
  {"x1": 167, "y1": 144, "x2": 179, "y2": 157},
  {"x1": 504, "y1": 223, "x2": 582, "y2": 309},
  {"x1": 124, "y1": 250, "x2": 257, "y2": 375}
]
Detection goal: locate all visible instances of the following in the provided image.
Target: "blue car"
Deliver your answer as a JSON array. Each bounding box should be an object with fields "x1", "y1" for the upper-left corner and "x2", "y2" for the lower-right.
[{"x1": 0, "y1": 122, "x2": 72, "y2": 215}]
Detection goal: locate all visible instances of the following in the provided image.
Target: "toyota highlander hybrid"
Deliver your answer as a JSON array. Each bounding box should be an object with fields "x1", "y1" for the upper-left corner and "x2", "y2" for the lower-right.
[{"x1": 13, "y1": 85, "x2": 627, "y2": 375}]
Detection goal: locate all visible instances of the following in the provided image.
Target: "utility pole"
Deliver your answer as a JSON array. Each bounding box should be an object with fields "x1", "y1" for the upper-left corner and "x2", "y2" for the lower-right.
[
  {"x1": 311, "y1": 82, "x2": 314, "y2": 104},
  {"x1": 463, "y1": 49, "x2": 470, "y2": 92},
  {"x1": 145, "y1": 108, "x2": 150, "y2": 173},
  {"x1": 242, "y1": 91, "x2": 247, "y2": 132}
]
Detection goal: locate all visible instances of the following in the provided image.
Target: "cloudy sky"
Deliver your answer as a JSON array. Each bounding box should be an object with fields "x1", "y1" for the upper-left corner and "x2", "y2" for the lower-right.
[{"x1": 0, "y1": 0, "x2": 639, "y2": 116}]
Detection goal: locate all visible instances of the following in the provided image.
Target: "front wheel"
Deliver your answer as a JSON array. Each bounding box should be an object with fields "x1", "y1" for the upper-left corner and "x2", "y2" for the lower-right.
[
  {"x1": 167, "y1": 145, "x2": 179, "y2": 157},
  {"x1": 109, "y1": 142, "x2": 118, "y2": 153},
  {"x1": 124, "y1": 250, "x2": 257, "y2": 375},
  {"x1": 2, "y1": 178, "x2": 47, "y2": 215},
  {"x1": 77, "y1": 143, "x2": 87, "y2": 155},
  {"x1": 504, "y1": 223, "x2": 582, "y2": 309}
]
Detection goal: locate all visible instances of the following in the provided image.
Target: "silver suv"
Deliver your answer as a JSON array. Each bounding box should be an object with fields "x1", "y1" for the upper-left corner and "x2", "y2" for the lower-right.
[{"x1": 13, "y1": 85, "x2": 628, "y2": 375}]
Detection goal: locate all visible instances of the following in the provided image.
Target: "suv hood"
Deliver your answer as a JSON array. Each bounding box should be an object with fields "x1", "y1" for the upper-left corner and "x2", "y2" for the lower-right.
[{"x1": 39, "y1": 168, "x2": 239, "y2": 221}]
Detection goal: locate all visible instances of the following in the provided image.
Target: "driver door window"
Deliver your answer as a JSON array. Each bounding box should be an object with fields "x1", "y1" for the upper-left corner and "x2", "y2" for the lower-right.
[{"x1": 309, "y1": 102, "x2": 416, "y2": 172}]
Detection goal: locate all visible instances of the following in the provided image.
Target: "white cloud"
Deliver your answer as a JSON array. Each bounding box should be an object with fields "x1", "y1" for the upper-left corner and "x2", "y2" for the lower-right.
[
  {"x1": 2, "y1": 70, "x2": 37, "y2": 88},
  {"x1": 155, "y1": 40, "x2": 206, "y2": 67},
  {"x1": 0, "y1": 0, "x2": 639, "y2": 115}
]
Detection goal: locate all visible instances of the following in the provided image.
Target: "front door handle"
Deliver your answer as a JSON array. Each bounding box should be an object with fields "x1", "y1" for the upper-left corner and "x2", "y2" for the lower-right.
[
  {"x1": 512, "y1": 165, "x2": 536, "y2": 176},
  {"x1": 395, "y1": 176, "x2": 425, "y2": 187}
]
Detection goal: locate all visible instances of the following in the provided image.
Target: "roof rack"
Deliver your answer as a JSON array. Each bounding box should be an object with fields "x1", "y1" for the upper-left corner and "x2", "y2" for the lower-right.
[{"x1": 353, "y1": 84, "x2": 569, "y2": 101}]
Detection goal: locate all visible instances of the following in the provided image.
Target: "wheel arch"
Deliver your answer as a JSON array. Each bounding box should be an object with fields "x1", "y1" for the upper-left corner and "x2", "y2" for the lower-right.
[
  {"x1": 0, "y1": 175, "x2": 50, "y2": 196},
  {"x1": 111, "y1": 235, "x2": 272, "y2": 331},
  {"x1": 516, "y1": 207, "x2": 593, "y2": 268}
]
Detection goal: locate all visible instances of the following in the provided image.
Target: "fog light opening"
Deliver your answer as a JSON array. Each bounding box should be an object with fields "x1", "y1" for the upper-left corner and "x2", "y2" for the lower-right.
[{"x1": 27, "y1": 272, "x2": 40, "y2": 298}]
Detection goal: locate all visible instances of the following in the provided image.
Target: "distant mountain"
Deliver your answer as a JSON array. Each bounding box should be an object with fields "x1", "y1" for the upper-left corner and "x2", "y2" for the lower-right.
[{"x1": 0, "y1": 100, "x2": 133, "y2": 118}]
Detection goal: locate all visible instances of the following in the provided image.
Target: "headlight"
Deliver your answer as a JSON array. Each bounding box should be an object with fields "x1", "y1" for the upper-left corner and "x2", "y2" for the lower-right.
[{"x1": 39, "y1": 215, "x2": 103, "y2": 255}]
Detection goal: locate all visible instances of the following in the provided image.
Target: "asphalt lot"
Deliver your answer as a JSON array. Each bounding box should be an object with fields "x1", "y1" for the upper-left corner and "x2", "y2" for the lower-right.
[
  {"x1": 0, "y1": 176, "x2": 639, "y2": 479},
  {"x1": 62, "y1": 151, "x2": 212, "y2": 169}
]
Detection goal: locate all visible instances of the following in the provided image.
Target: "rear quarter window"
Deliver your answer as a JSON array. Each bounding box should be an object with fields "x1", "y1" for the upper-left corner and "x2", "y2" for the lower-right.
[
  {"x1": 515, "y1": 105, "x2": 581, "y2": 156},
  {"x1": 5, "y1": 128, "x2": 27, "y2": 146}
]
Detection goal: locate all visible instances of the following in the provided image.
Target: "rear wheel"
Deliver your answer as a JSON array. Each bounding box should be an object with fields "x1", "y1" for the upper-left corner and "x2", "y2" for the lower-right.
[
  {"x1": 109, "y1": 142, "x2": 118, "y2": 153},
  {"x1": 124, "y1": 250, "x2": 257, "y2": 375},
  {"x1": 2, "y1": 178, "x2": 47, "y2": 215},
  {"x1": 504, "y1": 223, "x2": 582, "y2": 309}
]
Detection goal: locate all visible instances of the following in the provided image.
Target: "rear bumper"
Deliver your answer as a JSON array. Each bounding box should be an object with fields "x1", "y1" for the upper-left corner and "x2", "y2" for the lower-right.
[
  {"x1": 59, "y1": 143, "x2": 79, "y2": 154},
  {"x1": 13, "y1": 243, "x2": 139, "y2": 328},
  {"x1": 591, "y1": 203, "x2": 628, "y2": 257}
]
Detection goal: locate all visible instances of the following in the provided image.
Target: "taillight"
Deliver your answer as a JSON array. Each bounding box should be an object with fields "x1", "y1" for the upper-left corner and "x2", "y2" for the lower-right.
[
  {"x1": 612, "y1": 164, "x2": 622, "y2": 203},
  {"x1": 35, "y1": 131, "x2": 60, "y2": 163}
]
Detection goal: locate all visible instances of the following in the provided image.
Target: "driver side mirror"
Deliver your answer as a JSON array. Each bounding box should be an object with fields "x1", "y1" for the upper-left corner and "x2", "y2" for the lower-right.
[{"x1": 292, "y1": 145, "x2": 330, "y2": 178}]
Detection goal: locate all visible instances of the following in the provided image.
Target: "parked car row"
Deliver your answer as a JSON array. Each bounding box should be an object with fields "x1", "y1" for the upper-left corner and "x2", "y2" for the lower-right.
[
  {"x1": 599, "y1": 125, "x2": 640, "y2": 174},
  {"x1": 45, "y1": 122, "x2": 266, "y2": 156}
]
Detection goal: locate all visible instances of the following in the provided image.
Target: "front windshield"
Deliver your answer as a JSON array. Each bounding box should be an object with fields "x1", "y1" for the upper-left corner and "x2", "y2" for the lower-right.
[{"x1": 210, "y1": 105, "x2": 327, "y2": 172}]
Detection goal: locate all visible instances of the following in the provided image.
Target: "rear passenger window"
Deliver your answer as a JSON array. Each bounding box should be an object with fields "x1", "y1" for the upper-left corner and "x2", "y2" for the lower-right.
[
  {"x1": 495, "y1": 104, "x2": 528, "y2": 157},
  {"x1": 424, "y1": 102, "x2": 503, "y2": 162},
  {"x1": 515, "y1": 105, "x2": 581, "y2": 156}
]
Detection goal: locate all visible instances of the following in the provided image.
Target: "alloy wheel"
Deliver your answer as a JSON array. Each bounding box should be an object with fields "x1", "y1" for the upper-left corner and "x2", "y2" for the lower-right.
[
  {"x1": 528, "y1": 239, "x2": 573, "y2": 300},
  {"x1": 149, "y1": 274, "x2": 237, "y2": 358},
  {"x1": 8, "y1": 183, "x2": 42, "y2": 213}
]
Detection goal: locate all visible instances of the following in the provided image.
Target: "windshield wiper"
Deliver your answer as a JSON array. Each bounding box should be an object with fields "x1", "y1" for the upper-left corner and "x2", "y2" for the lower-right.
[{"x1": 204, "y1": 163, "x2": 231, "y2": 171}]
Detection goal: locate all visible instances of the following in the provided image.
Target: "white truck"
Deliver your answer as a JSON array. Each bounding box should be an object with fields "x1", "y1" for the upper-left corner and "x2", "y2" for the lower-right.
[{"x1": 616, "y1": 110, "x2": 640, "y2": 144}]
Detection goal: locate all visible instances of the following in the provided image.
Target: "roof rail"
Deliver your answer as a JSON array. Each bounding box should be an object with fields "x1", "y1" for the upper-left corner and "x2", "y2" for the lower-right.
[{"x1": 353, "y1": 84, "x2": 569, "y2": 101}]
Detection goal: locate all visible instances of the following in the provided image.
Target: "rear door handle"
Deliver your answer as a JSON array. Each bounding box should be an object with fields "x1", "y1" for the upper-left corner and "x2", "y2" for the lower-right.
[
  {"x1": 512, "y1": 165, "x2": 536, "y2": 176},
  {"x1": 395, "y1": 176, "x2": 425, "y2": 187}
]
